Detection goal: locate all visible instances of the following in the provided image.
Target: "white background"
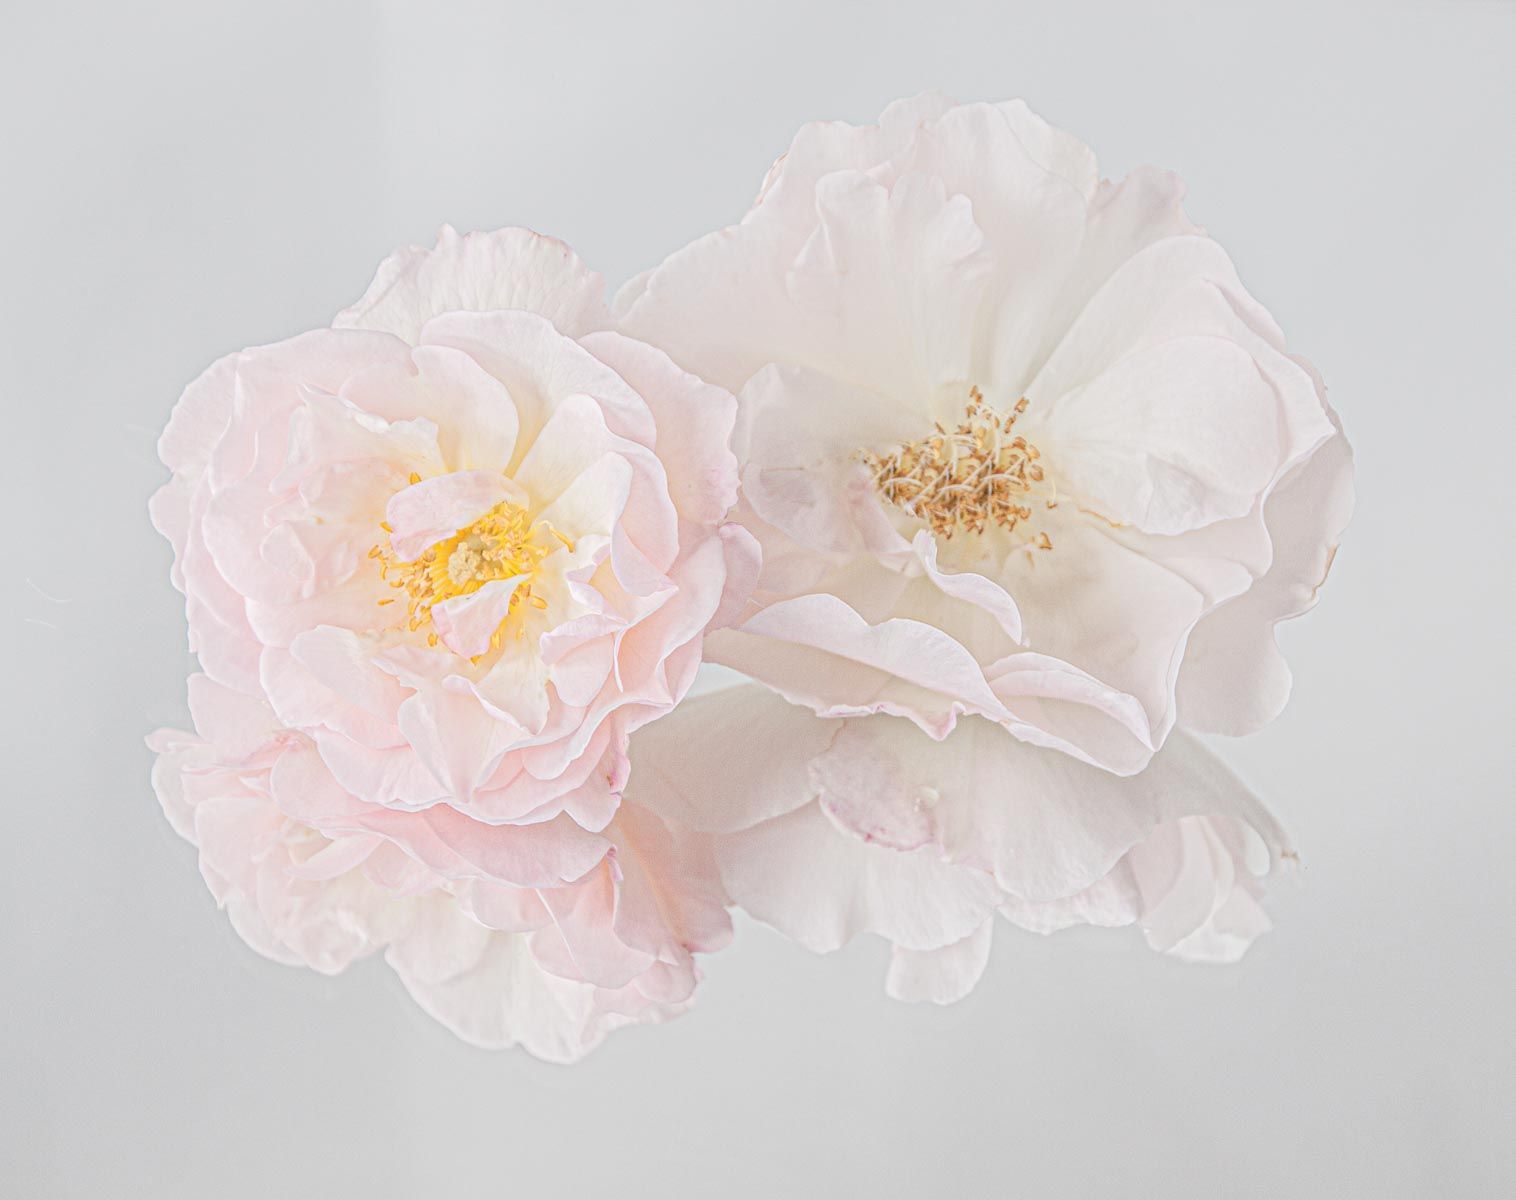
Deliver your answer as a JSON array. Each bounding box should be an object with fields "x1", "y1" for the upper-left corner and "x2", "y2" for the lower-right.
[{"x1": 4, "y1": 2, "x2": 1512, "y2": 1196}]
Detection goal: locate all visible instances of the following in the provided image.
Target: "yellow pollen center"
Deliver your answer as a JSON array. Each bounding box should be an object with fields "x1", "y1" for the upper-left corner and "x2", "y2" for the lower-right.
[
  {"x1": 864, "y1": 387, "x2": 1056, "y2": 547},
  {"x1": 370, "y1": 498, "x2": 572, "y2": 651}
]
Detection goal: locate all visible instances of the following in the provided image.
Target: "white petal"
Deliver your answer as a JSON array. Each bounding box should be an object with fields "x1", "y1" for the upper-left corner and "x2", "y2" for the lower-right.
[
  {"x1": 713, "y1": 592, "x2": 1007, "y2": 735},
  {"x1": 912, "y1": 530, "x2": 1023, "y2": 642},
  {"x1": 1044, "y1": 336, "x2": 1282, "y2": 534},
  {"x1": 739, "y1": 364, "x2": 920, "y2": 555}
]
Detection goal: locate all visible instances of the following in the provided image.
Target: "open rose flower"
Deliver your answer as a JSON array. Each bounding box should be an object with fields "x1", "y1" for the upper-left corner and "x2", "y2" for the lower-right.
[
  {"x1": 149, "y1": 226, "x2": 754, "y2": 1055},
  {"x1": 152, "y1": 224, "x2": 755, "y2": 826},
  {"x1": 619, "y1": 95, "x2": 1354, "y2": 774},
  {"x1": 151, "y1": 675, "x2": 730, "y2": 1061},
  {"x1": 630, "y1": 685, "x2": 1291, "y2": 1003}
]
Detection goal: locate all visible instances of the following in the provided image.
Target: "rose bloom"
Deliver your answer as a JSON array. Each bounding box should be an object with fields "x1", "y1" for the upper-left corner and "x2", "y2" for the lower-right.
[
  {"x1": 632, "y1": 686, "x2": 1291, "y2": 1002},
  {"x1": 150, "y1": 227, "x2": 753, "y2": 1056},
  {"x1": 619, "y1": 95, "x2": 1354, "y2": 775}
]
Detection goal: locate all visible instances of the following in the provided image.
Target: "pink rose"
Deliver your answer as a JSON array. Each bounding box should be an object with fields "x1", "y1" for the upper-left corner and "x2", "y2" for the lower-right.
[
  {"x1": 149, "y1": 226, "x2": 755, "y2": 1056},
  {"x1": 151, "y1": 675, "x2": 729, "y2": 1061},
  {"x1": 629, "y1": 686, "x2": 1290, "y2": 1003},
  {"x1": 619, "y1": 95, "x2": 1354, "y2": 774},
  {"x1": 152, "y1": 225, "x2": 755, "y2": 827}
]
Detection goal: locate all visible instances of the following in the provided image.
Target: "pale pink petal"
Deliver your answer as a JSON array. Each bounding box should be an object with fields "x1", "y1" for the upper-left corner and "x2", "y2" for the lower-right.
[
  {"x1": 984, "y1": 651, "x2": 1155, "y2": 775},
  {"x1": 419, "y1": 309, "x2": 656, "y2": 449},
  {"x1": 185, "y1": 673, "x2": 280, "y2": 759},
  {"x1": 785, "y1": 170, "x2": 995, "y2": 400},
  {"x1": 384, "y1": 469, "x2": 517, "y2": 560},
  {"x1": 430, "y1": 576, "x2": 530, "y2": 658},
  {"x1": 385, "y1": 891, "x2": 491, "y2": 985},
  {"x1": 284, "y1": 834, "x2": 384, "y2": 881},
  {"x1": 389, "y1": 930, "x2": 623, "y2": 1063},
  {"x1": 335, "y1": 225, "x2": 610, "y2": 344},
  {"x1": 510, "y1": 392, "x2": 616, "y2": 507},
  {"x1": 548, "y1": 637, "x2": 614, "y2": 708},
  {"x1": 1177, "y1": 423, "x2": 1354, "y2": 734},
  {"x1": 466, "y1": 647, "x2": 552, "y2": 739},
  {"x1": 812, "y1": 710, "x2": 1288, "y2": 909},
  {"x1": 710, "y1": 523, "x2": 761, "y2": 630},
  {"x1": 711, "y1": 592, "x2": 1007, "y2": 736},
  {"x1": 394, "y1": 682, "x2": 521, "y2": 804},
  {"x1": 1128, "y1": 815, "x2": 1278, "y2": 962},
  {"x1": 276, "y1": 392, "x2": 441, "y2": 494},
  {"x1": 530, "y1": 864, "x2": 653, "y2": 989},
  {"x1": 911, "y1": 530, "x2": 1023, "y2": 642},
  {"x1": 451, "y1": 880, "x2": 551, "y2": 933},
  {"x1": 405, "y1": 808, "x2": 609, "y2": 889},
  {"x1": 884, "y1": 919, "x2": 993, "y2": 1005},
  {"x1": 609, "y1": 803, "x2": 732, "y2": 959},
  {"x1": 578, "y1": 331, "x2": 740, "y2": 526},
  {"x1": 740, "y1": 364, "x2": 918, "y2": 556},
  {"x1": 340, "y1": 344, "x2": 521, "y2": 472},
  {"x1": 533, "y1": 452, "x2": 633, "y2": 546},
  {"x1": 285, "y1": 625, "x2": 409, "y2": 724},
  {"x1": 1043, "y1": 336, "x2": 1283, "y2": 534},
  {"x1": 988, "y1": 517, "x2": 1206, "y2": 766},
  {"x1": 621, "y1": 685, "x2": 840, "y2": 834},
  {"x1": 157, "y1": 352, "x2": 239, "y2": 476},
  {"x1": 715, "y1": 800, "x2": 1002, "y2": 953}
]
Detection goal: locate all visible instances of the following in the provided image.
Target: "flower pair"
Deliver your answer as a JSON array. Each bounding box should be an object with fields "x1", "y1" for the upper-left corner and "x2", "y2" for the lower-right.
[{"x1": 151, "y1": 95, "x2": 1352, "y2": 1061}]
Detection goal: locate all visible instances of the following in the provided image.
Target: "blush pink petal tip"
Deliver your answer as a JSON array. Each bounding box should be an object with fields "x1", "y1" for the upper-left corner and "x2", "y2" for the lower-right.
[
  {"x1": 618, "y1": 94, "x2": 1352, "y2": 775},
  {"x1": 626, "y1": 685, "x2": 1292, "y2": 1001},
  {"x1": 152, "y1": 223, "x2": 750, "y2": 1056}
]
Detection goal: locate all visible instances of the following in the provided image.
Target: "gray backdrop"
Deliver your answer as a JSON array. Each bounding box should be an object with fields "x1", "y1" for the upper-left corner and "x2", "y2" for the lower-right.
[{"x1": 4, "y1": 2, "x2": 1512, "y2": 1196}]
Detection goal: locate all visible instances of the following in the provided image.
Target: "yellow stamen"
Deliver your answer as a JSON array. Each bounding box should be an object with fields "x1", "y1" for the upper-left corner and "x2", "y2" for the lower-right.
[{"x1": 372, "y1": 499, "x2": 559, "y2": 650}]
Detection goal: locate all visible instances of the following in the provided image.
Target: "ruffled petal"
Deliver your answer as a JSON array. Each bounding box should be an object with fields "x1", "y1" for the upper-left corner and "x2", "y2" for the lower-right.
[
  {"x1": 715, "y1": 800, "x2": 1002, "y2": 953},
  {"x1": 1177, "y1": 421, "x2": 1354, "y2": 734},
  {"x1": 335, "y1": 225, "x2": 610, "y2": 344},
  {"x1": 884, "y1": 919, "x2": 993, "y2": 1005}
]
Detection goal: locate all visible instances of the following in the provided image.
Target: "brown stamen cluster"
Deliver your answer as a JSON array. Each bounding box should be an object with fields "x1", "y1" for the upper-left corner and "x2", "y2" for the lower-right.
[{"x1": 864, "y1": 387, "x2": 1055, "y2": 546}]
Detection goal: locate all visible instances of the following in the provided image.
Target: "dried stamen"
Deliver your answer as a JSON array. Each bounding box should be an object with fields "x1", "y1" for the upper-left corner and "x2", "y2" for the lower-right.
[{"x1": 863, "y1": 387, "x2": 1056, "y2": 547}]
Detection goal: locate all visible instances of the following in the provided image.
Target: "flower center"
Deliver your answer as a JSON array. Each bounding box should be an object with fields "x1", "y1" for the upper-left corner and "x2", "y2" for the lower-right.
[
  {"x1": 863, "y1": 387, "x2": 1056, "y2": 547},
  {"x1": 371, "y1": 494, "x2": 569, "y2": 649}
]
